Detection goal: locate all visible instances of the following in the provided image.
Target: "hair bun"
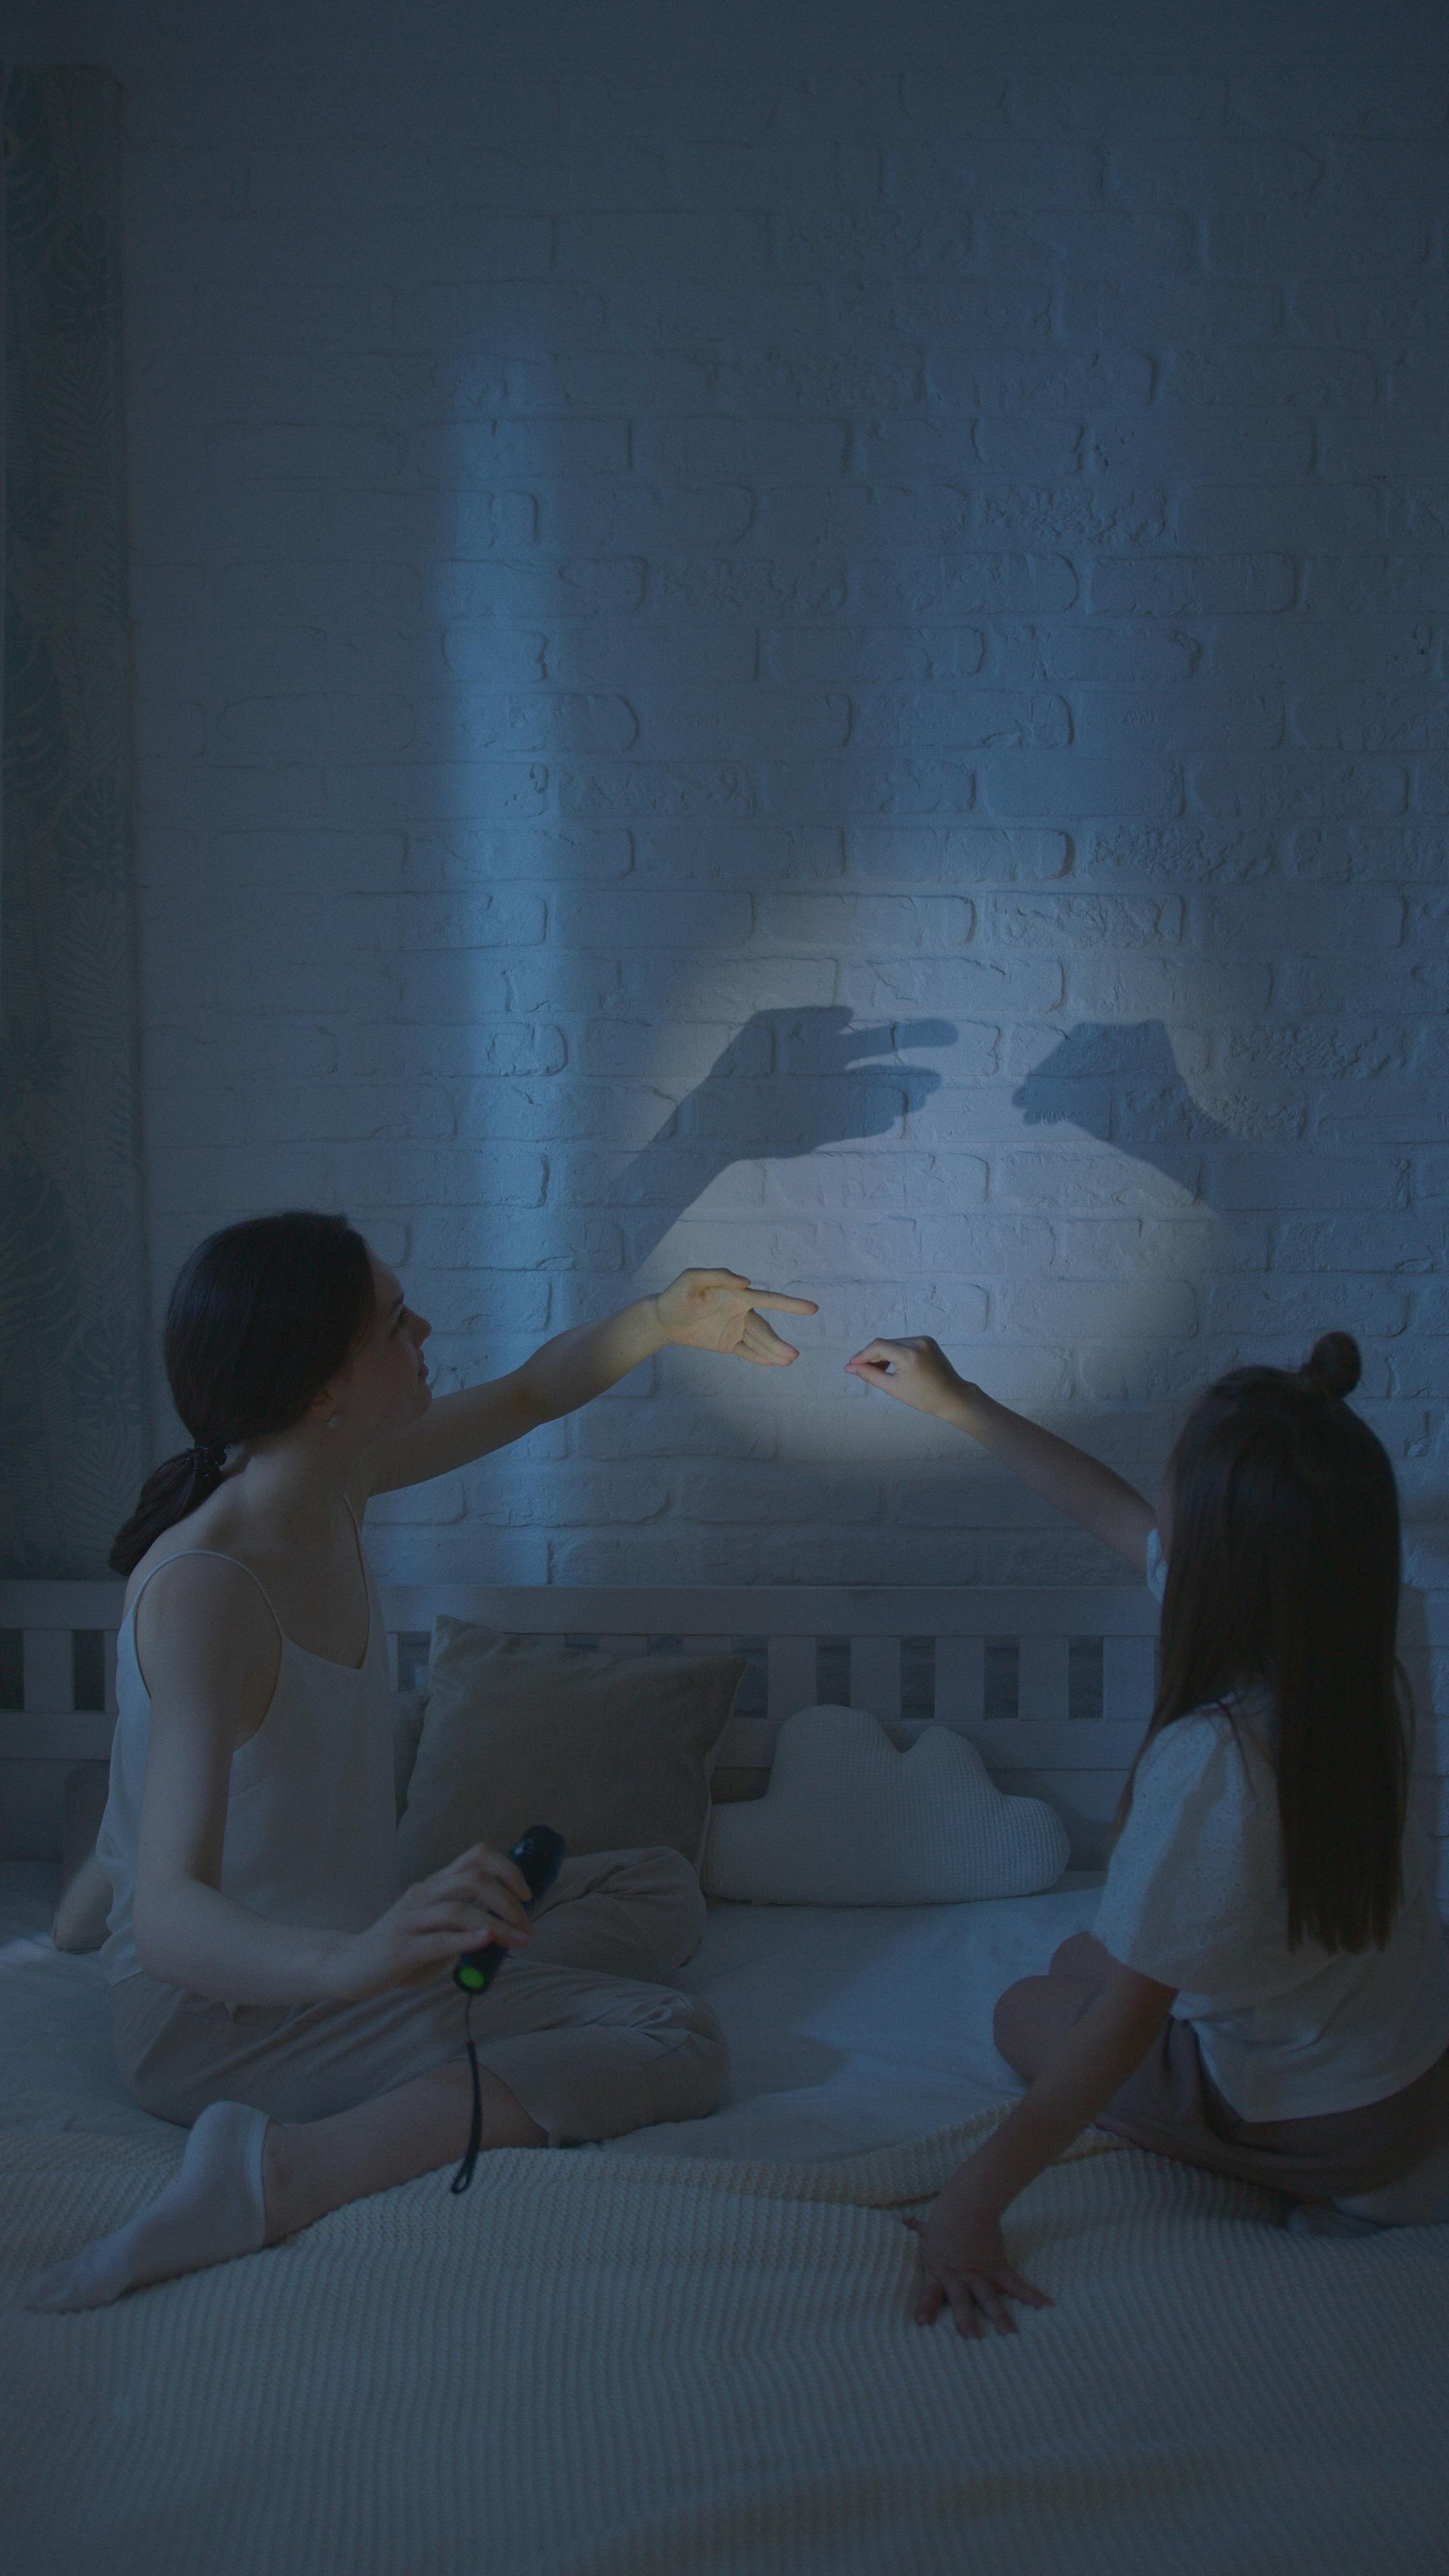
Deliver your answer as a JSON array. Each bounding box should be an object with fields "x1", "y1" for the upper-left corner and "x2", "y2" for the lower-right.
[{"x1": 1299, "y1": 1331, "x2": 1360, "y2": 1401}]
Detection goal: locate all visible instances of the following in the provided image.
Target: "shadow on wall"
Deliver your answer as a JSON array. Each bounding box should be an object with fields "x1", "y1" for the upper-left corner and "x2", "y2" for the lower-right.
[
  {"x1": 1014, "y1": 1019, "x2": 1237, "y2": 1203},
  {"x1": 616, "y1": 1005, "x2": 955, "y2": 1269},
  {"x1": 621, "y1": 1010, "x2": 1244, "y2": 1273}
]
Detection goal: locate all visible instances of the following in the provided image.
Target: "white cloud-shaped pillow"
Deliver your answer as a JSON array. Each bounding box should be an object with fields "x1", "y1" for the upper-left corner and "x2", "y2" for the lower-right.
[{"x1": 702, "y1": 1704, "x2": 1071, "y2": 1905}]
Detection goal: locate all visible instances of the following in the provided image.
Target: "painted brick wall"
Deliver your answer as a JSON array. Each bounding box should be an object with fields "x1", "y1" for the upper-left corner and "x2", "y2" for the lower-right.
[{"x1": 44, "y1": 7, "x2": 1449, "y2": 1609}]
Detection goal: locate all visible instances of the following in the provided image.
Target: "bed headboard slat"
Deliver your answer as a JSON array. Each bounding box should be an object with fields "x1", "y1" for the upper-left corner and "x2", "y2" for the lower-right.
[
  {"x1": 1102, "y1": 1634, "x2": 1159, "y2": 1725},
  {"x1": 23, "y1": 1631, "x2": 74, "y2": 1715},
  {"x1": 1017, "y1": 1635, "x2": 1070, "y2": 1725},
  {"x1": 767, "y1": 1637, "x2": 818, "y2": 1733},
  {"x1": 849, "y1": 1638, "x2": 902, "y2": 1720},
  {"x1": 2, "y1": 1578, "x2": 1444, "y2": 1906},
  {"x1": 933, "y1": 1636, "x2": 985, "y2": 1725}
]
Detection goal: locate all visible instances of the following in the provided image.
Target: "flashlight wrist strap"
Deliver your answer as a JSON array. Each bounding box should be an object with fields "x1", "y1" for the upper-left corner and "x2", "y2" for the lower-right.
[{"x1": 449, "y1": 1995, "x2": 485, "y2": 2195}]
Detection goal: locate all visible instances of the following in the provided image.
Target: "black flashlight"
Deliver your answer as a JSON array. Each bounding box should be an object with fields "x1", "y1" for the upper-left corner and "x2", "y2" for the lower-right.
[{"x1": 452, "y1": 1825, "x2": 566, "y2": 1994}]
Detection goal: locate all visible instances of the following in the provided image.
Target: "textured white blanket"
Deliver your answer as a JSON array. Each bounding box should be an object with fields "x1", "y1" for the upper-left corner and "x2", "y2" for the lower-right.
[{"x1": 4, "y1": 2112, "x2": 1447, "y2": 2576}]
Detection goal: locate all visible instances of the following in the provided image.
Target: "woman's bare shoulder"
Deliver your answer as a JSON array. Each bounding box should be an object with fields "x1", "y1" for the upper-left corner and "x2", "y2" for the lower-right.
[
  {"x1": 127, "y1": 1534, "x2": 278, "y2": 1695},
  {"x1": 123, "y1": 1477, "x2": 268, "y2": 1611}
]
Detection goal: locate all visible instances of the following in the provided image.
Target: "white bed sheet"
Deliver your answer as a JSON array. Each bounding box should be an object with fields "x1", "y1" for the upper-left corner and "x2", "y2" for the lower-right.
[{"x1": 0, "y1": 1860, "x2": 1104, "y2": 2165}]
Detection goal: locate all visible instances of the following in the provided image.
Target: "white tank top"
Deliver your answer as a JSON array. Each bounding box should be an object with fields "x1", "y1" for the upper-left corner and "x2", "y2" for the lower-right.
[{"x1": 96, "y1": 1505, "x2": 402, "y2": 1989}]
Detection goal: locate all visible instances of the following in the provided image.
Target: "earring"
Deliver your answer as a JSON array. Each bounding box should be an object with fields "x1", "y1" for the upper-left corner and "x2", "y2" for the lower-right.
[{"x1": 323, "y1": 1413, "x2": 339, "y2": 1430}]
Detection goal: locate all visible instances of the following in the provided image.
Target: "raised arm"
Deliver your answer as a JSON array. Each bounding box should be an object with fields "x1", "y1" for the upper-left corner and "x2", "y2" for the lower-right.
[
  {"x1": 369, "y1": 1270, "x2": 818, "y2": 1495},
  {"x1": 845, "y1": 1336, "x2": 1154, "y2": 1573}
]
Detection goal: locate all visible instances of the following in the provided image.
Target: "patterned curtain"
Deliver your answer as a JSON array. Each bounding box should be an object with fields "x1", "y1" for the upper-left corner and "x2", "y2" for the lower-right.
[{"x1": 0, "y1": 67, "x2": 150, "y2": 1575}]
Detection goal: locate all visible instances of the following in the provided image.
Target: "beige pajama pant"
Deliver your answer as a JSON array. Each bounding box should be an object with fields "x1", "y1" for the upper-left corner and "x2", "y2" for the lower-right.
[{"x1": 110, "y1": 1846, "x2": 727, "y2": 2148}]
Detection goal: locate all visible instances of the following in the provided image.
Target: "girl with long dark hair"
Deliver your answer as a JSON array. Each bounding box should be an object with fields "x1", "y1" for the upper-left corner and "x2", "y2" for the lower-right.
[
  {"x1": 25, "y1": 1212, "x2": 815, "y2": 2310},
  {"x1": 847, "y1": 1327, "x2": 1449, "y2": 2339}
]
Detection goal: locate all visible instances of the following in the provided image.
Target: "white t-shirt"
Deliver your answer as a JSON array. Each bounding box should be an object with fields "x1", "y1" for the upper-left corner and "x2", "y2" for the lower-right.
[{"x1": 1091, "y1": 1527, "x2": 1449, "y2": 2123}]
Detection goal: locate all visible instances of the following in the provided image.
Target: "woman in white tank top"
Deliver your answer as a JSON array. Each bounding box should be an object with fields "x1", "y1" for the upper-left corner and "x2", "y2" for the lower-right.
[
  {"x1": 25, "y1": 1211, "x2": 816, "y2": 2312},
  {"x1": 98, "y1": 1496, "x2": 403, "y2": 1990}
]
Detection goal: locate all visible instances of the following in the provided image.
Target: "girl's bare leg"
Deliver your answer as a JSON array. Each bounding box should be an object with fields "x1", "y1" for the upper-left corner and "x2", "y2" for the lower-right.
[
  {"x1": 263, "y1": 2059, "x2": 544, "y2": 2239},
  {"x1": 992, "y1": 1931, "x2": 1113, "y2": 2082}
]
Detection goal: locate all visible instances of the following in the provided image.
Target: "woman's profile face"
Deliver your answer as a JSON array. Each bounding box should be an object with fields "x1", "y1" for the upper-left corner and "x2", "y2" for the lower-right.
[{"x1": 327, "y1": 1250, "x2": 433, "y2": 1438}]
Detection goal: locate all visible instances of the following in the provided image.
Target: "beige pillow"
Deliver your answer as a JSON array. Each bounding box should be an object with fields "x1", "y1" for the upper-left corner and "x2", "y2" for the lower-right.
[{"x1": 396, "y1": 1620, "x2": 745, "y2": 1880}]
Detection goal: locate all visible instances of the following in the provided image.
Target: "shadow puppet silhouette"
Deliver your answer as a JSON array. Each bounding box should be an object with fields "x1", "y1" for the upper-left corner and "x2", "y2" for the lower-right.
[
  {"x1": 1012, "y1": 1018, "x2": 1236, "y2": 1201},
  {"x1": 615, "y1": 1005, "x2": 955, "y2": 1269},
  {"x1": 1018, "y1": 1027, "x2": 1445, "y2": 1747}
]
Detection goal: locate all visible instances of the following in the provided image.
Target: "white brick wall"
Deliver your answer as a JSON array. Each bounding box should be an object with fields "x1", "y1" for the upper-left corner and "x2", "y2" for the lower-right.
[{"x1": 21, "y1": 7, "x2": 1449, "y2": 1650}]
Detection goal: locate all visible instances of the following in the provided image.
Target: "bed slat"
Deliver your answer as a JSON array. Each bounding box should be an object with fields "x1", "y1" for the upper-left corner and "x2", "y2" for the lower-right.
[
  {"x1": 1, "y1": 1715, "x2": 114, "y2": 1760},
  {"x1": 767, "y1": 1636, "x2": 817, "y2": 1733},
  {"x1": 933, "y1": 1636, "x2": 985, "y2": 1727},
  {"x1": 1018, "y1": 1635, "x2": 1070, "y2": 1725},
  {"x1": 374, "y1": 1584, "x2": 1166, "y2": 1638},
  {"x1": 1103, "y1": 1634, "x2": 1158, "y2": 1724},
  {"x1": 849, "y1": 1636, "x2": 901, "y2": 1719},
  {"x1": 23, "y1": 1631, "x2": 74, "y2": 1715}
]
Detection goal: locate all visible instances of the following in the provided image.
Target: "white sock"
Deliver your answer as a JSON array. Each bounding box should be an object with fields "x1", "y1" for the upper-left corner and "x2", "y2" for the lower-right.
[{"x1": 23, "y1": 2100, "x2": 269, "y2": 2311}]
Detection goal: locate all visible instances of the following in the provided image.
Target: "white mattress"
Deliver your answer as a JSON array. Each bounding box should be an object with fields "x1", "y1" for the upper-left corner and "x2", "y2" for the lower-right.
[{"x1": 0, "y1": 1860, "x2": 1104, "y2": 2164}]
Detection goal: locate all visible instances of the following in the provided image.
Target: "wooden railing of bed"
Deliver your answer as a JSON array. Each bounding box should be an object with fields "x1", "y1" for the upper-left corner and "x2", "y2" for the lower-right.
[{"x1": 3, "y1": 1577, "x2": 1446, "y2": 1898}]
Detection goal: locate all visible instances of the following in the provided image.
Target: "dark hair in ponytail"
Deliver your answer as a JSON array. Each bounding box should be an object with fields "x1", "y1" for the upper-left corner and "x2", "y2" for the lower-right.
[
  {"x1": 109, "y1": 1211, "x2": 376, "y2": 1576},
  {"x1": 1115, "y1": 1332, "x2": 1409, "y2": 1956}
]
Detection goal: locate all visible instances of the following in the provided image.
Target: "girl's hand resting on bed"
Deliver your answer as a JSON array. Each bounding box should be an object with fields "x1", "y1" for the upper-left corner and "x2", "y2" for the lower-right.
[
  {"x1": 653, "y1": 1269, "x2": 819, "y2": 1367},
  {"x1": 906, "y1": 2194, "x2": 1055, "y2": 2340},
  {"x1": 846, "y1": 1336, "x2": 971, "y2": 1421},
  {"x1": 319, "y1": 1843, "x2": 536, "y2": 2001}
]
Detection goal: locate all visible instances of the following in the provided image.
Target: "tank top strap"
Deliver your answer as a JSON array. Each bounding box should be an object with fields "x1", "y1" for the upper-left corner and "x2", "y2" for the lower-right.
[
  {"x1": 340, "y1": 1492, "x2": 384, "y2": 1648},
  {"x1": 124, "y1": 1546, "x2": 285, "y2": 1648}
]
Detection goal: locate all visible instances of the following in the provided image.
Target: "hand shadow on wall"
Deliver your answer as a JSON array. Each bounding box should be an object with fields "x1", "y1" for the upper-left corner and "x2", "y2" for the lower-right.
[
  {"x1": 1012, "y1": 1019, "x2": 1237, "y2": 1201},
  {"x1": 616, "y1": 1006, "x2": 955, "y2": 1270}
]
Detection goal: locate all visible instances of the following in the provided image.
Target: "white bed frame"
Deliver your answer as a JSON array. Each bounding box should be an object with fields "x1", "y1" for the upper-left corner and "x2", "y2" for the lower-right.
[{"x1": 3, "y1": 1577, "x2": 1446, "y2": 1901}]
